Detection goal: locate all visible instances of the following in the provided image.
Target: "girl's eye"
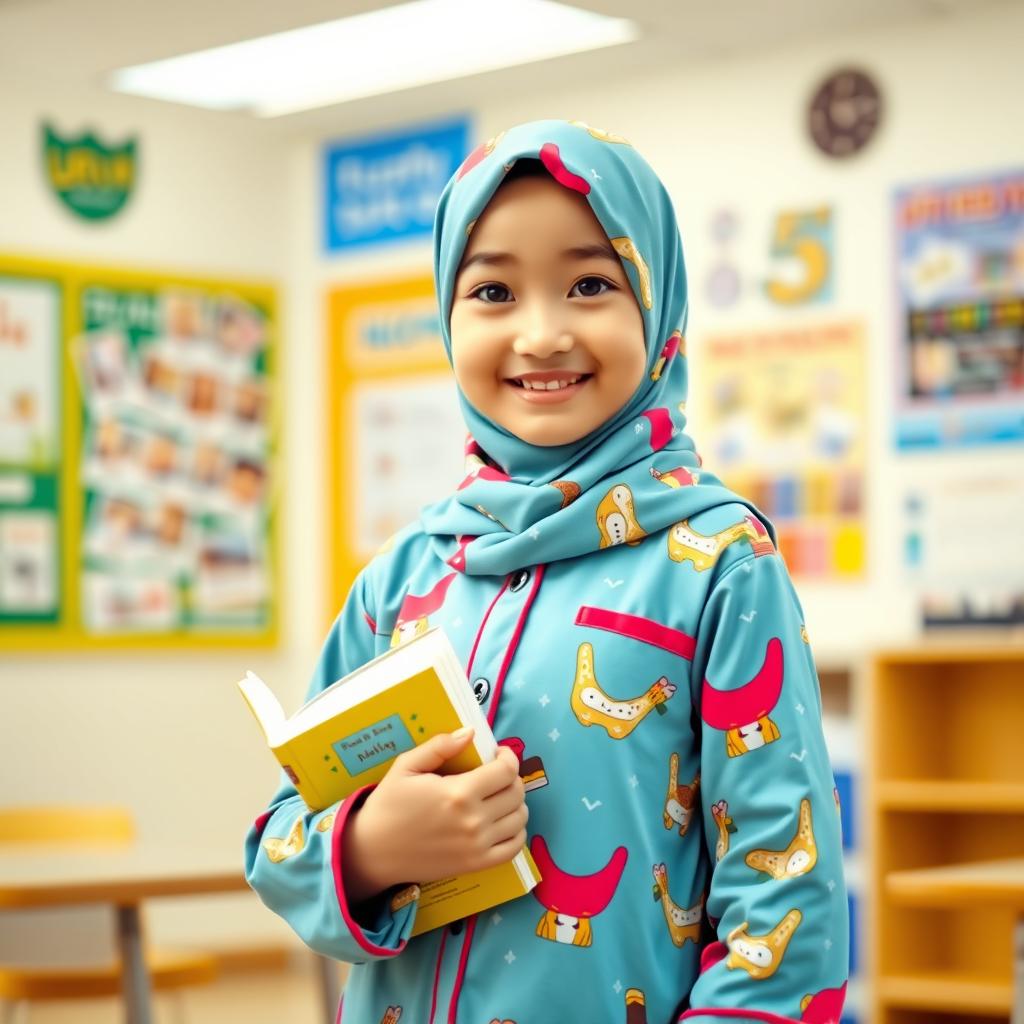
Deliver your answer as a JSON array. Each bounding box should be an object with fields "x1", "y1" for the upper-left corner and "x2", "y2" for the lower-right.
[
  {"x1": 571, "y1": 276, "x2": 612, "y2": 298},
  {"x1": 472, "y1": 284, "x2": 512, "y2": 304}
]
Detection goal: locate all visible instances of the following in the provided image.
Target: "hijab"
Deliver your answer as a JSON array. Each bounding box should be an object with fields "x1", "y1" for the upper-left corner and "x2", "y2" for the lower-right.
[{"x1": 419, "y1": 119, "x2": 772, "y2": 576}]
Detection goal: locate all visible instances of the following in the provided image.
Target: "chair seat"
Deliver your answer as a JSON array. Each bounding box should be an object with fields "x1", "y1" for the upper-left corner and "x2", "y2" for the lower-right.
[{"x1": 0, "y1": 948, "x2": 218, "y2": 1001}]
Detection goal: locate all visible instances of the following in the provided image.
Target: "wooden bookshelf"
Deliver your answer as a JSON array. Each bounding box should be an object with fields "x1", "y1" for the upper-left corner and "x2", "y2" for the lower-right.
[{"x1": 869, "y1": 645, "x2": 1024, "y2": 1024}]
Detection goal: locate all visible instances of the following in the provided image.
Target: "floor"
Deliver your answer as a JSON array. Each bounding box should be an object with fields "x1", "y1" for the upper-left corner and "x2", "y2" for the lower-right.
[{"x1": 9, "y1": 965, "x2": 338, "y2": 1024}]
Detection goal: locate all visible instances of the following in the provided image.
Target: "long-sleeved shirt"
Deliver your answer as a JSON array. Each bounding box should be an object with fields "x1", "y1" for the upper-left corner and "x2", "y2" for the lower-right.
[{"x1": 245, "y1": 501, "x2": 849, "y2": 1024}]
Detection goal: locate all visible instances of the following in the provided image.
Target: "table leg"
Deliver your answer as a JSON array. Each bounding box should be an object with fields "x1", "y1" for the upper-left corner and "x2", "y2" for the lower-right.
[
  {"x1": 317, "y1": 955, "x2": 342, "y2": 1024},
  {"x1": 115, "y1": 903, "x2": 153, "y2": 1024}
]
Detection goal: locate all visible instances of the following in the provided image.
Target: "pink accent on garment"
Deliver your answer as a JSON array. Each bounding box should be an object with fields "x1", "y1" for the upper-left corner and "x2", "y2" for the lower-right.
[
  {"x1": 530, "y1": 835, "x2": 628, "y2": 918},
  {"x1": 447, "y1": 914, "x2": 479, "y2": 1023},
  {"x1": 487, "y1": 565, "x2": 545, "y2": 728},
  {"x1": 799, "y1": 982, "x2": 847, "y2": 1023},
  {"x1": 329, "y1": 785, "x2": 406, "y2": 960},
  {"x1": 363, "y1": 611, "x2": 377, "y2": 635},
  {"x1": 701, "y1": 637, "x2": 784, "y2": 731},
  {"x1": 396, "y1": 572, "x2": 457, "y2": 624},
  {"x1": 251, "y1": 810, "x2": 272, "y2": 838},
  {"x1": 680, "y1": 1010, "x2": 801, "y2": 1024},
  {"x1": 575, "y1": 606, "x2": 696, "y2": 660},
  {"x1": 642, "y1": 408, "x2": 674, "y2": 451},
  {"x1": 699, "y1": 940, "x2": 728, "y2": 973},
  {"x1": 539, "y1": 143, "x2": 591, "y2": 195}
]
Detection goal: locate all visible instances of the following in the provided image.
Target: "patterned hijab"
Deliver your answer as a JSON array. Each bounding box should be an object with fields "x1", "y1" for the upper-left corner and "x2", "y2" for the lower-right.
[{"x1": 420, "y1": 119, "x2": 771, "y2": 576}]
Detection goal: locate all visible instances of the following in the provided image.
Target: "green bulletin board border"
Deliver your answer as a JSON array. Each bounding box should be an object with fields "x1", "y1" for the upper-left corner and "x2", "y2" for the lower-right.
[{"x1": 0, "y1": 252, "x2": 281, "y2": 650}]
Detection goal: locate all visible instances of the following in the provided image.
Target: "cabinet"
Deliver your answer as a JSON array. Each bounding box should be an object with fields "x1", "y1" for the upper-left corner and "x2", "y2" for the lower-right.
[{"x1": 868, "y1": 646, "x2": 1024, "y2": 1024}]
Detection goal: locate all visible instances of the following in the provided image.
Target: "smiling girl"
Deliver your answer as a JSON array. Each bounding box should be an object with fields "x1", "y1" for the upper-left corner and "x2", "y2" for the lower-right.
[{"x1": 246, "y1": 120, "x2": 848, "y2": 1024}]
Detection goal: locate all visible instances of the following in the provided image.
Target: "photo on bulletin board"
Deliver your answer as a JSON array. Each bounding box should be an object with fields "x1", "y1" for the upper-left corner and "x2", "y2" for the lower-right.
[
  {"x1": 327, "y1": 272, "x2": 467, "y2": 621},
  {"x1": 894, "y1": 169, "x2": 1024, "y2": 449},
  {"x1": 0, "y1": 252, "x2": 279, "y2": 649},
  {"x1": 696, "y1": 321, "x2": 867, "y2": 578},
  {"x1": 0, "y1": 268, "x2": 63, "y2": 624}
]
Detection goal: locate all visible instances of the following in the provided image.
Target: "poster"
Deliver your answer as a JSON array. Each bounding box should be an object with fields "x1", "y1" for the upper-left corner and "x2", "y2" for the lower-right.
[
  {"x1": 328, "y1": 272, "x2": 466, "y2": 618},
  {"x1": 894, "y1": 170, "x2": 1024, "y2": 448},
  {"x1": 74, "y1": 282, "x2": 275, "y2": 634},
  {"x1": 323, "y1": 117, "x2": 469, "y2": 252},
  {"x1": 902, "y1": 466, "x2": 1024, "y2": 629},
  {"x1": 0, "y1": 253, "x2": 279, "y2": 649},
  {"x1": 0, "y1": 273, "x2": 62, "y2": 622},
  {"x1": 698, "y1": 321, "x2": 866, "y2": 578}
]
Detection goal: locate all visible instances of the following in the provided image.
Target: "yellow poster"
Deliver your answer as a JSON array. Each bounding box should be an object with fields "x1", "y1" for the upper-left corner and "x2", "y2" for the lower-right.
[
  {"x1": 698, "y1": 321, "x2": 866, "y2": 578},
  {"x1": 327, "y1": 273, "x2": 466, "y2": 621}
]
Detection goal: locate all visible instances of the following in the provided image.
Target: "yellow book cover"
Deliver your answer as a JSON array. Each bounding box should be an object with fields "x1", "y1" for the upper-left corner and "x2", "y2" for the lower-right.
[{"x1": 238, "y1": 628, "x2": 539, "y2": 936}]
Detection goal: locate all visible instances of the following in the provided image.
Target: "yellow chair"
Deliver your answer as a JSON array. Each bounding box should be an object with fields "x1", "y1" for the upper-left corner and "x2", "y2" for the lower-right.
[{"x1": 0, "y1": 806, "x2": 218, "y2": 1022}]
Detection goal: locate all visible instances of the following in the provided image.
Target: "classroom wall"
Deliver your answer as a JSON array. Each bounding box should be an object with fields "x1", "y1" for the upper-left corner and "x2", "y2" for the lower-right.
[{"x1": 1, "y1": 1, "x2": 1021, "y2": 950}]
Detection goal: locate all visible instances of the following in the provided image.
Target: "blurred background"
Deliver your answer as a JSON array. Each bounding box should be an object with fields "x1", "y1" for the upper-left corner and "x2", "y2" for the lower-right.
[{"x1": 1, "y1": 1, "x2": 1023, "y2": 1022}]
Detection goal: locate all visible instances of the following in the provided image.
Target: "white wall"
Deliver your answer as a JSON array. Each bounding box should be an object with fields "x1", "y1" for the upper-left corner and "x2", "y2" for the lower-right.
[{"x1": 1, "y1": 1, "x2": 1022, "y2": 951}]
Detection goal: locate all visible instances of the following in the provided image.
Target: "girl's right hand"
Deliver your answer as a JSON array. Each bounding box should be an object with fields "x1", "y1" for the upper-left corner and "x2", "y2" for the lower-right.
[{"x1": 341, "y1": 728, "x2": 528, "y2": 903}]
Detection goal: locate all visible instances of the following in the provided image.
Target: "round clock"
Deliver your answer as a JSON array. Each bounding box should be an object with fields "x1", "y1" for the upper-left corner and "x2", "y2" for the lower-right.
[{"x1": 807, "y1": 67, "x2": 882, "y2": 158}]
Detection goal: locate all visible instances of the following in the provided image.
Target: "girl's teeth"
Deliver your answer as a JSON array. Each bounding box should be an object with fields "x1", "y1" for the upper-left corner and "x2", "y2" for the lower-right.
[{"x1": 522, "y1": 376, "x2": 581, "y2": 390}]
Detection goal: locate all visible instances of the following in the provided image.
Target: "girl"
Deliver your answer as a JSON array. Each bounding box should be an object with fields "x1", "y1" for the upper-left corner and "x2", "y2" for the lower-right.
[{"x1": 246, "y1": 120, "x2": 848, "y2": 1024}]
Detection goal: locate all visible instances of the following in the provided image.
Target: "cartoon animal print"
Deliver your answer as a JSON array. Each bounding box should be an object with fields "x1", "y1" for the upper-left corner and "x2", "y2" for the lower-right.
[
  {"x1": 663, "y1": 754, "x2": 699, "y2": 837},
  {"x1": 701, "y1": 637, "x2": 784, "y2": 757},
  {"x1": 390, "y1": 572, "x2": 457, "y2": 647},
  {"x1": 501, "y1": 736, "x2": 549, "y2": 791},
  {"x1": 624, "y1": 988, "x2": 648, "y2": 1024},
  {"x1": 263, "y1": 815, "x2": 305, "y2": 864},
  {"x1": 651, "y1": 863, "x2": 702, "y2": 947},
  {"x1": 531, "y1": 835, "x2": 628, "y2": 948},
  {"x1": 550, "y1": 479, "x2": 581, "y2": 507},
  {"x1": 651, "y1": 464, "x2": 699, "y2": 489},
  {"x1": 650, "y1": 330, "x2": 683, "y2": 382},
  {"x1": 746, "y1": 798, "x2": 818, "y2": 880},
  {"x1": 726, "y1": 910, "x2": 802, "y2": 980},
  {"x1": 379, "y1": 1007, "x2": 402, "y2": 1024},
  {"x1": 457, "y1": 132, "x2": 506, "y2": 180},
  {"x1": 315, "y1": 813, "x2": 335, "y2": 833},
  {"x1": 711, "y1": 800, "x2": 737, "y2": 862},
  {"x1": 570, "y1": 643, "x2": 676, "y2": 739},
  {"x1": 568, "y1": 120, "x2": 632, "y2": 145},
  {"x1": 800, "y1": 982, "x2": 848, "y2": 1023},
  {"x1": 667, "y1": 514, "x2": 775, "y2": 571},
  {"x1": 610, "y1": 237, "x2": 653, "y2": 309},
  {"x1": 596, "y1": 484, "x2": 647, "y2": 548}
]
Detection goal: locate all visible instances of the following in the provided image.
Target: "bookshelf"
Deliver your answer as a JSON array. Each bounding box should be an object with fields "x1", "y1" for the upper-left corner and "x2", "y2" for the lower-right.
[{"x1": 868, "y1": 645, "x2": 1024, "y2": 1024}]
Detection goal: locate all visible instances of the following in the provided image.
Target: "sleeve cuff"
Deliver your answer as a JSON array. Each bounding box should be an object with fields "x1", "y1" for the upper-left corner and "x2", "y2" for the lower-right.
[
  {"x1": 680, "y1": 1011, "x2": 800, "y2": 1024},
  {"x1": 330, "y1": 784, "x2": 416, "y2": 957}
]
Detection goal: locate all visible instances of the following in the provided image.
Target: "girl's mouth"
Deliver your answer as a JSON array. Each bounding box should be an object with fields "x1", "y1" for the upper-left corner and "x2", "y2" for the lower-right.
[{"x1": 506, "y1": 373, "x2": 593, "y2": 404}]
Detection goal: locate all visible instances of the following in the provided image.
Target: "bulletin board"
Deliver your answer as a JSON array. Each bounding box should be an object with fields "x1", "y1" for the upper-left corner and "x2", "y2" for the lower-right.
[
  {"x1": 894, "y1": 169, "x2": 1024, "y2": 449},
  {"x1": 327, "y1": 271, "x2": 467, "y2": 623},
  {"x1": 698, "y1": 320, "x2": 867, "y2": 579},
  {"x1": 0, "y1": 253, "x2": 279, "y2": 649}
]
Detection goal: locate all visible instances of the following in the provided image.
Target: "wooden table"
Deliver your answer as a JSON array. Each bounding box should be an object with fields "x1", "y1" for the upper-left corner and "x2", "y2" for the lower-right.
[
  {"x1": 886, "y1": 858, "x2": 1024, "y2": 1024},
  {"x1": 0, "y1": 843, "x2": 332, "y2": 1024}
]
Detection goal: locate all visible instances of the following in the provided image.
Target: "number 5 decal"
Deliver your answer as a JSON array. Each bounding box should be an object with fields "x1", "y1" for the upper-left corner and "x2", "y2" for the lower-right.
[{"x1": 765, "y1": 207, "x2": 833, "y2": 305}]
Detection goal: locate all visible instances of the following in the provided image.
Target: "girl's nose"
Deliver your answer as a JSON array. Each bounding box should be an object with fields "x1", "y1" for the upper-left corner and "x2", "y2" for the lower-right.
[{"x1": 513, "y1": 321, "x2": 575, "y2": 359}]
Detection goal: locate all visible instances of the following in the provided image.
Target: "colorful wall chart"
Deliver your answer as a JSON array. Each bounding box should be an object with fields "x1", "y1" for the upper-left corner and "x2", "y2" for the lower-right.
[
  {"x1": 698, "y1": 321, "x2": 867, "y2": 578},
  {"x1": 0, "y1": 253, "x2": 279, "y2": 649},
  {"x1": 894, "y1": 169, "x2": 1024, "y2": 448},
  {"x1": 327, "y1": 272, "x2": 466, "y2": 621}
]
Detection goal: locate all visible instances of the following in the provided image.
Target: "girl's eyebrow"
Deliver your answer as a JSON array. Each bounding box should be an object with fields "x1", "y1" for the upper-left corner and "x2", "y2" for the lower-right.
[{"x1": 458, "y1": 242, "x2": 620, "y2": 273}]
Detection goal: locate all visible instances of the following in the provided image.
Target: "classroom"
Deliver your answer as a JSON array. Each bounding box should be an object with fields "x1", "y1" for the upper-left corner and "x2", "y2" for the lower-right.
[{"x1": 1, "y1": 2, "x2": 1023, "y2": 1023}]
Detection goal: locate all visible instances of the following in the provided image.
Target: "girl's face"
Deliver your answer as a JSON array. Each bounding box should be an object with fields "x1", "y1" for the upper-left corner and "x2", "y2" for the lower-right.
[{"x1": 450, "y1": 175, "x2": 646, "y2": 448}]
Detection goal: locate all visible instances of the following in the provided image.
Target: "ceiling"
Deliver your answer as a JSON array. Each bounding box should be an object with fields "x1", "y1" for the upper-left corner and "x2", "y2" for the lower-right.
[{"x1": 0, "y1": 0, "x2": 1010, "y2": 136}]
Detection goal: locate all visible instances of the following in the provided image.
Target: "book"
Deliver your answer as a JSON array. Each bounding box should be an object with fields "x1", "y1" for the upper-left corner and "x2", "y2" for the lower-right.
[{"x1": 238, "y1": 627, "x2": 540, "y2": 936}]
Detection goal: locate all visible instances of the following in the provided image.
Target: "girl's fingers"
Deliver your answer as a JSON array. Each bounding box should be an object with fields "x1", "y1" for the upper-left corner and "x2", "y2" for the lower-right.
[
  {"x1": 483, "y1": 804, "x2": 530, "y2": 849},
  {"x1": 481, "y1": 782, "x2": 527, "y2": 822},
  {"x1": 460, "y1": 751, "x2": 521, "y2": 800}
]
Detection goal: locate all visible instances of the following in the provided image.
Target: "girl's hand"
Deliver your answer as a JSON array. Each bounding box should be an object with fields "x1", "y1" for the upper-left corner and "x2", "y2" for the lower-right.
[{"x1": 342, "y1": 729, "x2": 528, "y2": 903}]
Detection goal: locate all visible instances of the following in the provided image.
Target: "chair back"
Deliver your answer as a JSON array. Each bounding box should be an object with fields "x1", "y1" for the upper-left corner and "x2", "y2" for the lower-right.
[{"x1": 0, "y1": 806, "x2": 135, "y2": 846}]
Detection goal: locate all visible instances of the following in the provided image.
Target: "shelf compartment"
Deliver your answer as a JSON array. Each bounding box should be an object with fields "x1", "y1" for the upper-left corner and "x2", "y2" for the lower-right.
[
  {"x1": 887, "y1": 858, "x2": 1024, "y2": 908},
  {"x1": 877, "y1": 781, "x2": 1024, "y2": 812},
  {"x1": 879, "y1": 971, "x2": 1012, "y2": 1016}
]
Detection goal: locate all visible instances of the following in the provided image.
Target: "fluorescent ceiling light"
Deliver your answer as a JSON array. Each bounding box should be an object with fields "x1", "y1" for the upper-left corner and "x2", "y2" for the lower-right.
[{"x1": 109, "y1": 0, "x2": 640, "y2": 118}]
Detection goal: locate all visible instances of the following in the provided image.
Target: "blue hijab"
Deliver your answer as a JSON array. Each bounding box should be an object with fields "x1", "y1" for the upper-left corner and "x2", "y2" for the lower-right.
[{"x1": 420, "y1": 120, "x2": 771, "y2": 576}]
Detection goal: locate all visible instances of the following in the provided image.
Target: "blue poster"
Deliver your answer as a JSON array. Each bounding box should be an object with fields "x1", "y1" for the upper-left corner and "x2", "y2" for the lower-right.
[
  {"x1": 323, "y1": 117, "x2": 470, "y2": 252},
  {"x1": 894, "y1": 170, "x2": 1024, "y2": 449}
]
